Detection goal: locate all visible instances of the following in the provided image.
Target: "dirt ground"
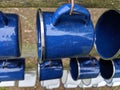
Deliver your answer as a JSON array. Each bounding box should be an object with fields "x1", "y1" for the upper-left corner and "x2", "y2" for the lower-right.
[{"x1": 0, "y1": 8, "x2": 119, "y2": 90}]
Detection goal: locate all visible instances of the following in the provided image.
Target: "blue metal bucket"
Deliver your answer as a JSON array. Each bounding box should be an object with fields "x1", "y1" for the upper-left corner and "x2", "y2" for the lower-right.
[
  {"x1": 39, "y1": 60, "x2": 63, "y2": 81},
  {"x1": 95, "y1": 10, "x2": 120, "y2": 59},
  {"x1": 0, "y1": 58, "x2": 25, "y2": 81},
  {"x1": 70, "y1": 57, "x2": 99, "y2": 80},
  {"x1": 100, "y1": 58, "x2": 120, "y2": 80},
  {"x1": 0, "y1": 11, "x2": 20, "y2": 57},
  {"x1": 37, "y1": 4, "x2": 94, "y2": 59}
]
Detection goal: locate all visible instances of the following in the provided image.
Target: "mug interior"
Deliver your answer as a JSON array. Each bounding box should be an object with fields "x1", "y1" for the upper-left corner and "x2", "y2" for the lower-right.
[
  {"x1": 70, "y1": 59, "x2": 79, "y2": 80},
  {"x1": 95, "y1": 10, "x2": 120, "y2": 59},
  {"x1": 100, "y1": 59, "x2": 114, "y2": 79}
]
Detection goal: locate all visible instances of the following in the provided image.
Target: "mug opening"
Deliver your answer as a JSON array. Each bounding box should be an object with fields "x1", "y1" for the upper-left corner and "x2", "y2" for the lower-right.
[
  {"x1": 95, "y1": 10, "x2": 120, "y2": 59},
  {"x1": 100, "y1": 59, "x2": 114, "y2": 79},
  {"x1": 70, "y1": 59, "x2": 79, "y2": 80}
]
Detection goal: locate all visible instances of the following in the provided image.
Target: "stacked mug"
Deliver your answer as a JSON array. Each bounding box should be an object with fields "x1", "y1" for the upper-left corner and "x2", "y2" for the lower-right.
[
  {"x1": 0, "y1": 11, "x2": 25, "y2": 81},
  {"x1": 36, "y1": 3, "x2": 95, "y2": 82}
]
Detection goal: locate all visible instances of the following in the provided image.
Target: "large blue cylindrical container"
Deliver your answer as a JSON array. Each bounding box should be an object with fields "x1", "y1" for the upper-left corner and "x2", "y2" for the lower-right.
[
  {"x1": 100, "y1": 58, "x2": 120, "y2": 80},
  {"x1": 39, "y1": 60, "x2": 63, "y2": 81},
  {"x1": 70, "y1": 57, "x2": 99, "y2": 80},
  {"x1": 37, "y1": 4, "x2": 94, "y2": 59},
  {"x1": 95, "y1": 10, "x2": 120, "y2": 59},
  {"x1": 0, "y1": 11, "x2": 20, "y2": 57}
]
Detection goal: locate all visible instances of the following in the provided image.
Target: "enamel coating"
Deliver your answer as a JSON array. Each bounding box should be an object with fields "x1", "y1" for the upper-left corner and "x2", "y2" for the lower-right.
[
  {"x1": 95, "y1": 10, "x2": 120, "y2": 59},
  {"x1": 70, "y1": 57, "x2": 99, "y2": 80},
  {"x1": 0, "y1": 58, "x2": 25, "y2": 81},
  {"x1": 0, "y1": 11, "x2": 20, "y2": 57},
  {"x1": 37, "y1": 4, "x2": 94, "y2": 59},
  {"x1": 100, "y1": 58, "x2": 120, "y2": 79},
  {"x1": 39, "y1": 60, "x2": 63, "y2": 81},
  {"x1": 114, "y1": 59, "x2": 120, "y2": 78}
]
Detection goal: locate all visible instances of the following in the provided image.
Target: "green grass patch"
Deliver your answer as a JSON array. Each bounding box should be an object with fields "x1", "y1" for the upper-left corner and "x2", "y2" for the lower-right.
[{"x1": 0, "y1": 88, "x2": 8, "y2": 90}]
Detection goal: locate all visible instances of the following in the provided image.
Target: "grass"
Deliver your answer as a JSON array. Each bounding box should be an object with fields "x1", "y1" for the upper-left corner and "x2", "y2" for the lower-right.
[
  {"x1": 77, "y1": 0, "x2": 120, "y2": 9},
  {"x1": 0, "y1": 88, "x2": 8, "y2": 90},
  {"x1": 0, "y1": 0, "x2": 119, "y2": 9}
]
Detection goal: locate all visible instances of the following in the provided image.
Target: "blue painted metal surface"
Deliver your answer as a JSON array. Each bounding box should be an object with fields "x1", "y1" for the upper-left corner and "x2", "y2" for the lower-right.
[
  {"x1": 0, "y1": 11, "x2": 20, "y2": 57},
  {"x1": 70, "y1": 57, "x2": 99, "y2": 80},
  {"x1": 95, "y1": 10, "x2": 120, "y2": 59},
  {"x1": 0, "y1": 58, "x2": 25, "y2": 81},
  {"x1": 100, "y1": 58, "x2": 120, "y2": 79},
  {"x1": 37, "y1": 4, "x2": 94, "y2": 59},
  {"x1": 40, "y1": 60, "x2": 63, "y2": 81}
]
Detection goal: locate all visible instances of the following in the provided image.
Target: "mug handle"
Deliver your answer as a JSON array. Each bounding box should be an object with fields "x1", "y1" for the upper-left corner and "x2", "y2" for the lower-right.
[
  {"x1": 52, "y1": 4, "x2": 90, "y2": 26},
  {"x1": 0, "y1": 11, "x2": 8, "y2": 25}
]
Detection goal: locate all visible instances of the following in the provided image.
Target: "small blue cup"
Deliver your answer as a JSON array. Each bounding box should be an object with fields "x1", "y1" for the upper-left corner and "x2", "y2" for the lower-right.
[
  {"x1": 39, "y1": 60, "x2": 63, "y2": 81},
  {"x1": 100, "y1": 58, "x2": 120, "y2": 79},
  {"x1": 0, "y1": 58, "x2": 25, "y2": 81},
  {"x1": 70, "y1": 57, "x2": 100, "y2": 80}
]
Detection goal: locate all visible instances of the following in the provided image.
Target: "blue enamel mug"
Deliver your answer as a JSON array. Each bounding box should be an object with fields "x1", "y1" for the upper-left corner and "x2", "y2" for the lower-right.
[
  {"x1": 0, "y1": 58, "x2": 25, "y2": 81},
  {"x1": 70, "y1": 57, "x2": 99, "y2": 80},
  {"x1": 95, "y1": 10, "x2": 120, "y2": 59},
  {"x1": 39, "y1": 60, "x2": 63, "y2": 81},
  {"x1": 0, "y1": 11, "x2": 21, "y2": 57},
  {"x1": 37, "y1": 4, "x2": 94, "y2": 59},
  {"x1": 100, "y1": 58, "x2": 120, "y2": 80}
]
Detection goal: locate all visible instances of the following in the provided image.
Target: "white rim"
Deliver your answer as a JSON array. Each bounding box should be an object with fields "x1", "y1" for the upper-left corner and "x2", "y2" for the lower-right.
[
  {"x1": 111, "y1": 60, "x2": 115, "y2": 79},
  {"x1": 76, "y1": 58, "x2": 80, "y2": 80},
  {"x1": 82, "y1": 79, "x2": 91, "y2": 86},
  {"x1": 105, "y1": 78, "x2": 113, "y2": 84},
  {"x1": 38, "y1": 9, "x2": 45, "y2": 61}
]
